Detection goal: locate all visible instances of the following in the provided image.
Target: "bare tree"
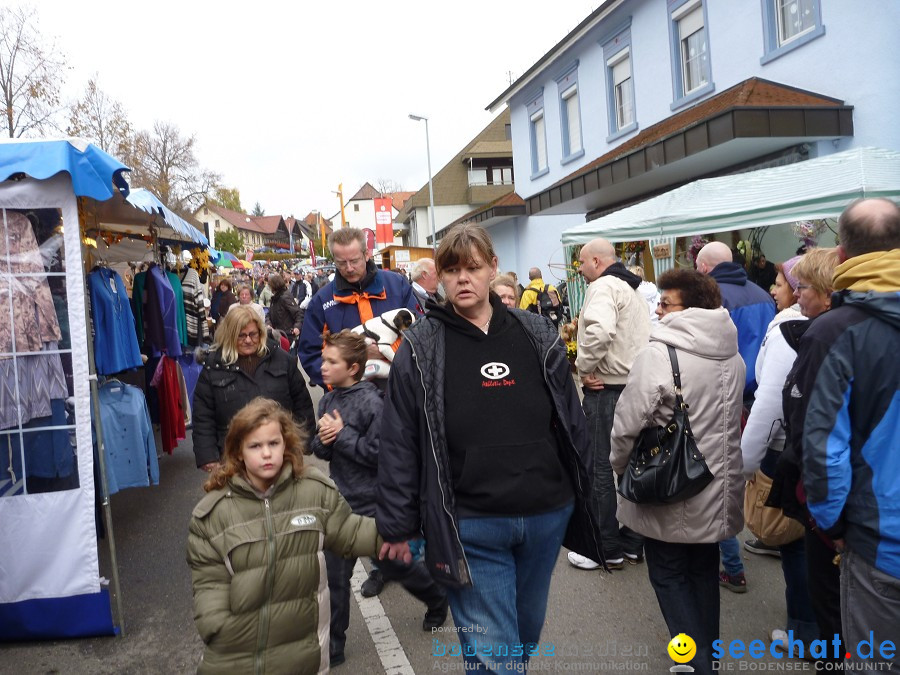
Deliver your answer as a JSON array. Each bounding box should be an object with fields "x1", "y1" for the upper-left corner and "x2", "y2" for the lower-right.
[
  {"x1": 375, "y1": 177, "x2": 404, "y2": 195},
  {"x1": 0, "y1": 5, "x2": 67, "y2": 138},
  {"x1": 67, "y1": 76, "x2": 133, "y2": 157},
  {"x1": 128, "y1": 121, "x2": 220, "y2": 217}
]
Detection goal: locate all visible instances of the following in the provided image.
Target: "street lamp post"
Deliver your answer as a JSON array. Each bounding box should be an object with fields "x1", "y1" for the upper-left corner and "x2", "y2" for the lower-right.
[{"x1": 409, "y1": 113, "x2": 436, "y2": 252}]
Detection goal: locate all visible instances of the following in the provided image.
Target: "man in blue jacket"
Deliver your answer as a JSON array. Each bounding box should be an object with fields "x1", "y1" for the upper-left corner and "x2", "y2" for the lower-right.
[
  {"x1": 697, "y1": 241, "x2": 775, "y2": 401},
  {"x1": 795, "y1": 198, "x2": 900, "y2": 666},
  {"x1": 298, "y1": 228, "x2": 420, "y2": 389},
  {"x1": 298, "y1": 227, "x2": 419, "y2": 599},
  {"x1": 697, "y1": 240, "x2": 775, "y2": 592}
]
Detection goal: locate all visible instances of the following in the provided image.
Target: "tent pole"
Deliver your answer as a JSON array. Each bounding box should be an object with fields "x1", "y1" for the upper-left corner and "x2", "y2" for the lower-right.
[{"x1": 83, "y1": 243, "x2": 126, "y2": 637}]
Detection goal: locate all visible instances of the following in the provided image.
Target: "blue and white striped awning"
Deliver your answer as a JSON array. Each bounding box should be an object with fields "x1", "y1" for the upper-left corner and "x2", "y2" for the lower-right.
[{"x1": 125, "y1": 188, "x2": 208, "y2": 245}]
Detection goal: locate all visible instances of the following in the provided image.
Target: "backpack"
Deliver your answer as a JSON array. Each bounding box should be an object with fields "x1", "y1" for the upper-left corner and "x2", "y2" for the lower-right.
[{"x1": 527, "y1": 284, "x2": 561, "y2": 326}]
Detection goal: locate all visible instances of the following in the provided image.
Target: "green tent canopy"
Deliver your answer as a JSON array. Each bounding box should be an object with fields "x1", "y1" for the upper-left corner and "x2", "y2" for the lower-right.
[{"x1": 560, "y1": 147, "x2": 900, "y2": 245}]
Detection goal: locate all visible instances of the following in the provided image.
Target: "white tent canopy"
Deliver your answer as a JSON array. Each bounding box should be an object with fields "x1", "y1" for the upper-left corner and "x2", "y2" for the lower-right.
[{"x1": 560, "y1": 147, "x2": 900, "y2": 245}]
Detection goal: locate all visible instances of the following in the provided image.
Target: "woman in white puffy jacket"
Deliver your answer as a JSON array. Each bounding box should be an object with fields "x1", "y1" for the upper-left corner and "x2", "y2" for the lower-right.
[{"x1": 740, "y1": 249, "x2": 839, "y2": 654}]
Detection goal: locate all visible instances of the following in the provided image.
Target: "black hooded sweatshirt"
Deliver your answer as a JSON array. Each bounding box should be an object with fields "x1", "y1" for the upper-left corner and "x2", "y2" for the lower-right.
[{"x1": 428, "y1": 292, "x2": 574, "y2": 517}]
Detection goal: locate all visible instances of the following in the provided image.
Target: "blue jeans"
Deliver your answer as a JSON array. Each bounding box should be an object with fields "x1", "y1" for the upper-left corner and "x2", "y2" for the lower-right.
[
  {"x1": 779, "y1": 537, "x2": 818, "y2": 645},
  {"x1": 719, "y1": 536, "x2": 744, "y2": 576},
  {"x1": 645, "y1": 538, "x2": 720, "y2": 675},
  {"x1": 445, "y1": 502, "x2": 574, "y2": 670},
  {"x1": 582, "y1": 388, "x2": 643, "y2": 559}
]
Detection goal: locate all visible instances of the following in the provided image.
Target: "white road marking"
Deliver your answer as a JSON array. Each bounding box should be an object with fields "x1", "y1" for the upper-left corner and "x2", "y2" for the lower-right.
[{"x1": 350, "y1": 560, "x2": 416, "y2": 675}]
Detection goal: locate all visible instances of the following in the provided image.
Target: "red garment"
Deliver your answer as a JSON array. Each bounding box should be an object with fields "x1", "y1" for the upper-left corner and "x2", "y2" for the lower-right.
[{"x1": 156, "y1": 356, "x2": 186, "y2": 454}]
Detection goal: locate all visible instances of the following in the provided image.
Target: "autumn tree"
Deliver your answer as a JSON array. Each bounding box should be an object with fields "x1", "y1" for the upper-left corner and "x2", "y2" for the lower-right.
[
  {"x1": 251, "y1": 201, "x2": 265, "y2": 217},
  {"x1": 215, "y1": 228, "x2": 243, "y2": 255},
  {"x1": 128, "y1": 121, "x2": 220, "y2": 217},
  {"x1": 209, "y1": 186, "x2": 242, "y2": 213},
  {"x1": 0, "y1": 5, "x2": 68, "y2": 138},
  {"x1": 67, "y1": 76, "x2": 132, "y2": 158}
]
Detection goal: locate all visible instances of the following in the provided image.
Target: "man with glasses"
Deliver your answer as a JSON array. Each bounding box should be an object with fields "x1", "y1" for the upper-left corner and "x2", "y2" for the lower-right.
[
  {"x1": 298, "y1": 227, "x2": 419, "y2": 389},
  {"x1": 568, "y1": 237, "x2": 650, "y2": 572},
  {"x1": 298, "y1": 227, "x2": 419, "y2": 601}
]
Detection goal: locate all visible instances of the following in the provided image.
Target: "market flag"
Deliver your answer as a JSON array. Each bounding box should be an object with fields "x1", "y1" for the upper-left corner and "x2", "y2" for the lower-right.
[{"x1": 374, "y1": 197, "x2": 393, "y2": 244}]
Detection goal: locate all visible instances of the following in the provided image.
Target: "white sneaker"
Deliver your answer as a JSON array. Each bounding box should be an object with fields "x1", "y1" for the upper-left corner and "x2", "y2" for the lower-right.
[
  {"x1": 567, "y1": 551, "x2": 601, "y2": 570},
  {"x1": 771, "y1": 629, "x2": 788, "y2": 652}
]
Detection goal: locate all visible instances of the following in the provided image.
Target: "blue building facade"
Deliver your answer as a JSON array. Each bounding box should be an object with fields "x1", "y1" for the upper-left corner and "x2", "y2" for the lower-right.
[{"x1": 479, "y1": 0, "x2": 900, "y2": 281}]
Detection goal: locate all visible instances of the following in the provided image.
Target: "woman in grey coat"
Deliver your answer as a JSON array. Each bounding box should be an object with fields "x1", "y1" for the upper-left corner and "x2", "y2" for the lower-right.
[{"x1": 611, "y1": 269, "x2": 745, "y2": 675}]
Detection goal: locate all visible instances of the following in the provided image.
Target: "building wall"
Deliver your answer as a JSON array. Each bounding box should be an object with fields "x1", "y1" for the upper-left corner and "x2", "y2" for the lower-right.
[
  {"x1": 508, "y1": 0, "x2": 900, "y2": 201},
  {"x1": 488, "y1": 213, "x2": 584, "y2": 283},
  {"x1": 409, "y1": 205, "x2": 473, "y2": 247}
]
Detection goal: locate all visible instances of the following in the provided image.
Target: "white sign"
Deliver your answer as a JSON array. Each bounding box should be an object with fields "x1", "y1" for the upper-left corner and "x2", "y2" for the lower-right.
[{"x1": 395, "y1": 250, "x2": 411, "y2": 262}]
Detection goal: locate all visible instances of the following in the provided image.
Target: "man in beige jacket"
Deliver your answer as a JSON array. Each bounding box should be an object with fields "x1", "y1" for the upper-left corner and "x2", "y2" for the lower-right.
[{"x1": 569, "y1": 238, "x2": 651, "y2": 570}]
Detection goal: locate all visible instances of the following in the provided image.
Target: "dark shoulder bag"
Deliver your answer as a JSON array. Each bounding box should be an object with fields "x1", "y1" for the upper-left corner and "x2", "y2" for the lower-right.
[{"x1": 617, "y1": 345, "x2": 714, "y2": 505}]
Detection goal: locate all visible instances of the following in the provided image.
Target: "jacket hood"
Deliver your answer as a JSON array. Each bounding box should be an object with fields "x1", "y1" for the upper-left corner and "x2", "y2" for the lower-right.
[
  {"x1": 836, "y1": 290, "x2": 900, "y2": 329},
  {"x1": 833, "y1": 249, "x2": 900, "y2": 292},
  {"x1": 425, "y1": 291, "x2": 509, "y2": 339},
  {"x1": 601, "y1": 262, "x2": 642, "y2": 289},
  {"x1": 709, "y1": 262, "x2": 749, "y2": 287},
  {"x1": 769, "y1": 303, "x2": 804, "y2": 330},
  {"x1": 651, "y1": 307, "x2": 738, "y2": 359}
]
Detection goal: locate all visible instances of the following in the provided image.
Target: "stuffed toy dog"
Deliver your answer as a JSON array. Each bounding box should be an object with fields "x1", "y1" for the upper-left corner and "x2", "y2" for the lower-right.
[{"x1": 351, "y1": 308, "x2": 416, "y2": 379}]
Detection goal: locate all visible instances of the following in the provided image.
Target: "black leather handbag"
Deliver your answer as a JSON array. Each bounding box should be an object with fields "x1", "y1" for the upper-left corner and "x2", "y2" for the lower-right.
[{"x1": 617, "y1": 345, "x2": 714, "y2": 505}]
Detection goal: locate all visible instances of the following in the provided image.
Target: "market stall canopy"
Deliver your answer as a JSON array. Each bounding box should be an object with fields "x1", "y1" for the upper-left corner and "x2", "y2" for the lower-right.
[
  {"x1": 0, "y1": 137, "x2": 129, "y2": 200},
  {"x1": 560, "y1": 147, "x2": 900, "y2": 245},
  {"x1": 125, "y1": 188, "x2": 208, "y2": 245}
]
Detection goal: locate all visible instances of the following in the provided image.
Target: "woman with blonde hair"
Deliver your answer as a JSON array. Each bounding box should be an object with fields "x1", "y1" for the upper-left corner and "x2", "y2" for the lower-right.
[
  {"x1": 490, "y1": 274, "x2": 519, "y2": 309},
  {"x1": 763, "y1": 247, "x2": 845, "y2": 664},
  {"x1": 187, "y1": 397, "x2": 380, "y2": 673},
  {"x1": 191, "y1": 305, "x2": 314, "y2": 472}
]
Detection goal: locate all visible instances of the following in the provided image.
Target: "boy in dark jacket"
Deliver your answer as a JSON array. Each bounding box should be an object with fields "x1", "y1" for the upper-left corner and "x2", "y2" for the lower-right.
[{"x1": 310, "y1": 330, "x2": 447, "y2": 665}]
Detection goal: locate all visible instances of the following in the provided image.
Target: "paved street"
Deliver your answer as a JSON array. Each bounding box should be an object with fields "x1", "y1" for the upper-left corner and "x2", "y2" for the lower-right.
[{"x1": 6, "y1": 385, "x2": 803, "y2": 674}]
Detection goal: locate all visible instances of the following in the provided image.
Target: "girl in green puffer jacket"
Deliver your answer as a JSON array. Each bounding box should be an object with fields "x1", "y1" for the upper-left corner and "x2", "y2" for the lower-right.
[{"x1": 187, "y1": 397, "x2": 381, "y2": 675}]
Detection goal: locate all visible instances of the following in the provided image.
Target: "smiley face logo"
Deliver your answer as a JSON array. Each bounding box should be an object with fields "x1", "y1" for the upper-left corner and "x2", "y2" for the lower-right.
[{"x1": 667, "y1": 633, "x2": 697, "y2": 664}]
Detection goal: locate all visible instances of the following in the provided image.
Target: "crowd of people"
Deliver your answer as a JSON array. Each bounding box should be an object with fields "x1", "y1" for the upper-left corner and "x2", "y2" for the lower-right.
[{"x1": 184, "y1": 197, "x2": 899, "y2": 674}]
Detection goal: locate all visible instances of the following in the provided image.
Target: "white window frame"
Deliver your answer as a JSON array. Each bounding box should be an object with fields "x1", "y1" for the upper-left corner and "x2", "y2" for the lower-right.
[
  {"x1": 527, "y1": 90, "x2": 549, "y2": 179},
  {"x1": 668, "y1": 0, "x2": 715, "y2": 110},
  {"x1": 760, "y1": 0, "x2": 825, "y2": 65}
]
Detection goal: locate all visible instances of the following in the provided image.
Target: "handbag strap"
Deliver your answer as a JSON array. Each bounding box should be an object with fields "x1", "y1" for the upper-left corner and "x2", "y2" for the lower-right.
[{"x1": 665, "y1": 345, "x2": 685, "y2": 409}]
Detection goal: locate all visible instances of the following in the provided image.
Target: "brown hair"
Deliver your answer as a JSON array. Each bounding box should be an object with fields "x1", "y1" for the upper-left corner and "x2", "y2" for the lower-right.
[
  {"x1": 267, "y1": 272, "x2": 286, "y2": 294},
  {"x1": 434, "y1": 223, "x2": 496, "y2": 275},
  {"x1": 323, "y1": 329, "x2": 367, "y2": 382},
  {"x1": 213, "y1": 305, "x2": 268, "y2": 364},
  {"x1": 838, "y1": 198, "x2": 900, "y2": 258},
  {"x1": 203, "y1": 398, "x2": 306, "y2": 492},
  {"x1": 328, "y1": 227, "x2": 366, "y2": 253},
  {"x1": 217, "y1": 277, "x2": 232, "y2": 292},
  {"x1": 792, "y1": 247, "x2": 840, "y2": 296},
  {"x1": 657, "y1": 268, "x2": 722, "y2": 309}
]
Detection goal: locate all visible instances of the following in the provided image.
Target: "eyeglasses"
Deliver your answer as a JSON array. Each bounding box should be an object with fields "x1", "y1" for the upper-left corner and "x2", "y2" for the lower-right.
[
  {"x1": 657, "y1": 301, "x2": 684, "y2": 309},
  {"x1": 795, "y1": 284, "x2": 812, "y2": 291},
  {"x1": 333, "y1": 256, "x2": 365, "y2": 269},
  {"x1": 238, "y1": 330, "x2": 260, "y2": 342}
]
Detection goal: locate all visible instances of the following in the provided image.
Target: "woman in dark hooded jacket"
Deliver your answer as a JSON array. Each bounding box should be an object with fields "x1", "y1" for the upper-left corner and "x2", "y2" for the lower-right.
[{"x1": 376, "y1": 223, "x2": 601, "y2": 673}]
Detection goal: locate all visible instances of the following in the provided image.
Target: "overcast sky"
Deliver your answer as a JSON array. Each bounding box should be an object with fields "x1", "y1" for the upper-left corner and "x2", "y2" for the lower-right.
[{"x1": 31, "y1": 0, "x2": 596, "y2": 220}]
